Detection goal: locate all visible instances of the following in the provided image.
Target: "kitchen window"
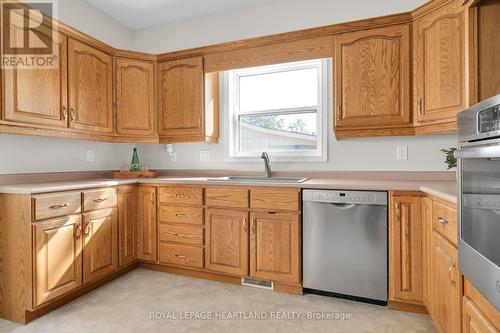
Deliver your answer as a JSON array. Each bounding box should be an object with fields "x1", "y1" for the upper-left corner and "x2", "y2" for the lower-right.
[{"x1": 223, "y1": 58, "x2": 329, "y2": 162}]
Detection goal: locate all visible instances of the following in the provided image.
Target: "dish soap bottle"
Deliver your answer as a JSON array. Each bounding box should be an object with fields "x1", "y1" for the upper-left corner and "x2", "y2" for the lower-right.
[{"x1": 130, "y1": 147, "x2": 141, "y2": 172}]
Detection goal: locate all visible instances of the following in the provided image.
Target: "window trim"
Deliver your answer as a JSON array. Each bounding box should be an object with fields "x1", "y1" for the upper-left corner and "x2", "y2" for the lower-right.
[{"x1": 223, "y1": 58, "x2": 330, "y2": 163}]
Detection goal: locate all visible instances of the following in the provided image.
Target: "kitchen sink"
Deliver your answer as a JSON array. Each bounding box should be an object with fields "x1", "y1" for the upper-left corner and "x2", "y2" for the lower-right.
[{"x1": 208, "y1": 176, "x2": 309, "y2": 183}]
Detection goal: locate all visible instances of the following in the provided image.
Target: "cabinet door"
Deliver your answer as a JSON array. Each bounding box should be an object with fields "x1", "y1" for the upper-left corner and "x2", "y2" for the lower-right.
[
  {"x1": 118, "y1": 186, "x2": 136, "y2": 267},
  {"x1": 422, "y1": 197, "x2": 433, "y2": 312},
  {"x1": 33, "y1": 215, "x2": 83, "y2": 307},
  {"x1": 432, "y1": 232, "x2": 461, "y2": 333},
  {"x1": 389, "y1": 193, "x2": 423, "y2": 303},
  {"x1": 68, "y1": 38, "x2": 113, "y2": 134},
  {"x1": 158, "y1": 56, "x2": 204, "y2": 138},
  {"x1": 414, "y1": 2, "x2": 466, "y2": 124},
  {"x1": 83, "y1": 208, "x2": 118, "y2": 283},
  {"x1": 249, "y1": 211, "x2": 300, "y2": 284},
  {"x1": 205, "y1": 208, "x2": 248, "y2": 276},
  {"x1": 463, "y1": 297, "x2": 499, "y2": 333},
  {"x1": 334, "y1": 24, "x2": 411, "y2": 129},
  {"x1": 115, "y1": 58, "x2": 156, "y2": 137},
  {"x1": 2, "y1": 32, "x2": 68, "y2": 128},
  {"x1": 137, "y1": 186, "x2": 157, "y2": 262}
]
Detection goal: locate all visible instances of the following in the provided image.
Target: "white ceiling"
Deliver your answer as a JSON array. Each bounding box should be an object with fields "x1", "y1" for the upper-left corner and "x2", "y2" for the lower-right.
[{"x1": 84, "y1": 0, "x2": 277, "y2": 30}]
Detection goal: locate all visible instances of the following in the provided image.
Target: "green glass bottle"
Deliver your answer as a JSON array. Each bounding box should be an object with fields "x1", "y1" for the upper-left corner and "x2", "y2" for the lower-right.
[{"x1": 130, "y1": 147, "x2": 140, "y2": 172}]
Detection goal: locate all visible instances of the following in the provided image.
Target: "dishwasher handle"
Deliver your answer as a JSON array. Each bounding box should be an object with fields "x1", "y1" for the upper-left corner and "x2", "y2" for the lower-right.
[{"x1": 329, "y1": 202, "x2": 356, "y2": 209}]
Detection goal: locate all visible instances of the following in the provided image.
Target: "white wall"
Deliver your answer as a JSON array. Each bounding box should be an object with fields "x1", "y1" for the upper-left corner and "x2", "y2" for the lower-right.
[
  {"x1": 132, "y1": 0, "x2": 427, "y2": 53},
  {"x1": 0, "y1": 134, "x2": 133, "y2": 174},
  {"x1": 55, "y1": 0, "x2": 132, "y2": 49}
]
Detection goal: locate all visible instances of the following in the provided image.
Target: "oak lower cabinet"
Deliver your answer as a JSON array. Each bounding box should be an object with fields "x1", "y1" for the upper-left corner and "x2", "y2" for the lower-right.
[
  {"x1": 118, "y1": 186, "x2": 137, "y2": 267},
  {"x1": 463, "y1": 279, "x2": 500, "y2": 333},
  {"x1": 334, "y1": 24, "x2": 412, "y2": 137},
  {"x1": 388, "y1": 192, "x2": 423, "y2": 305},
  {"x1": 413, "y1": 0, "x2": 466, "y2": 133},
  {"x1": 137, "y1": 186, "x2": 157, "y2": 262},
  {"x1": 33, "y1": 215, "x2": 83, "y2": 307},
  {"x1": 431, "y1": 231, "x2": 461, "y2": 333},
  {"x1": 205, "y1": 208, "x2": 248, "y2": 276},
  {"x1": 82, "y1": 208, "x2": 119, "y2": 284},
  {"x1": 422, "y1": 196, "x2": 433, "y2": 312},
  {"x1": 249, "y1": 211, "x2": 300, "y2": 284},
  {"x1": 114, "y1": 58, "x2": 156, "y2": 138},
  {"x1": 68, "y1": 38, "x2": 113, "y2": 134}
]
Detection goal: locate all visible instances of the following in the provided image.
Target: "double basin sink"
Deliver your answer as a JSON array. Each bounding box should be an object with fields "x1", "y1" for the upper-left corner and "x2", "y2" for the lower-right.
[{"x1": 208, "y1": 176, "x2": 309, "y2": 184}]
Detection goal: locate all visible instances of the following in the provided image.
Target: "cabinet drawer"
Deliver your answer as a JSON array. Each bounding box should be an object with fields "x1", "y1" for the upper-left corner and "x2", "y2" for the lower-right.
[
  {"x1": 32, "y1": 191, "x2": 82, "y2": 221},
  {"x1": 159, "y1": 224, "x2": 203, "y2": 246},
  {"x1": 159, "y1": 205, "x2": 203, "y2": 225},
  {"x1": 432, "y1": 200, "x2": 457, "y2": 246},
  {"x1": 250, "y1": 188, "x2": 299, "y2": 211},
  {"x1": 206, "y1": 187, "x2": 248, "y2": 208},
  {"x1": 159, "y1": 243, "x2": 204, "y2": 268},
  {"x1": 83, "y1": 188, "x2": 117, "y2": 212},
  {"x1": 159, "y1": 186, "x2": 203, "y2": 205}
]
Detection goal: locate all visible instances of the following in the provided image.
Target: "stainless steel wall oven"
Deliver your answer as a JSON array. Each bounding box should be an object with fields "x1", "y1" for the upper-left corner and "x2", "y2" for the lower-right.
[{"x1": 457, "y1": 93, "x2": 500, "y2": 310}]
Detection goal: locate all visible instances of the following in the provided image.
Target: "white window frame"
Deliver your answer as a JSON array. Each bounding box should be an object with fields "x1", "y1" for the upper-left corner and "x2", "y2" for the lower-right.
[{"x1": 223, "y1": 58, "x2": 330, "y2": 163}]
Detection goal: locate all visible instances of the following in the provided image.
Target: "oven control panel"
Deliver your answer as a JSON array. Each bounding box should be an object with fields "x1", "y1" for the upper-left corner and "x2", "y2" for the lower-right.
[{"x1": 478, "y1": 104, "x2": 500, "y2": 134}]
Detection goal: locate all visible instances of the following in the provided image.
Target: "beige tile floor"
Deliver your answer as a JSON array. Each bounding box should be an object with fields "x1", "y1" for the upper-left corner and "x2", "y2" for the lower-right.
[{"x1": 0, "y1": 269, "x2": 436, "y2": 333}]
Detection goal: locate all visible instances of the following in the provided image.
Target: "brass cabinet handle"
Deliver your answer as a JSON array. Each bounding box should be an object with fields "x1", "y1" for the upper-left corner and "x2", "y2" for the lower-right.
[
  {"x1": 49, "y1": 203, "x2": 69, "y2": 209},
  {"x1": 243, "y1": 218, "x2": 248, "y2": 233},
  {"x1": 70, "y1": 108, "x2": 76, "y2": 122},
  {"x1": 175, "y1": 213, "x2": 188, "y2": 217},
  {"x1": 75, "y1": 223, "x2": 82, "y2": 240},
  {"x1": 448, "y1": 260, "x2": 456, "y2": 286},
  {"x1": 250, "y1": 219, "x2": 256, "y2": 235},
  {"x1": 166, "y1": 231, "x2": 188, "y2": 238},
  {"x1": 395, "y1": 203, "x2": 400, "y2": 222},
  {"x1": 151, "y1": 191, "x2": 156, "y2": 205},
  {"x1": 84, "y1": 222, "x2": 91, "y2": 238},
  {"x1": 337, "y1": 105, "x2": 341, "y2": 121},
  {"x1": 418, "y1": 97, "x2": 423, "y2": 115},
  {"x1": 62, "y1": 106, "x2": 68, "y2": 120},
  {"x1": 175, "y1": 193, "x2": 187, "y2": 198},
  {"x1": 438, "y1": 216, "x2": 448, "y2": 225},
  {"x1": 93, "y1": 197, "x2": 108, "y2": 203},
  {"x1": 175, "y1": 254, "x2": 187, "y2": 259}
]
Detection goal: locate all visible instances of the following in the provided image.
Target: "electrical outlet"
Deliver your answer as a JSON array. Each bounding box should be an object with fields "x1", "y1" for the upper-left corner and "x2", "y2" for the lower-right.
[
  {"x1": 86, "y1": 150, "x2": 95, "y2": 162},
  {"x1": 397, "y1": 145, "x2": 408, "y2": 161},
  {"x1": 200, "y1": 150, "x2": 210, "y2": 162},
  {"x1": 170, "y1": 151, "x2": 177, "y2": 162}
]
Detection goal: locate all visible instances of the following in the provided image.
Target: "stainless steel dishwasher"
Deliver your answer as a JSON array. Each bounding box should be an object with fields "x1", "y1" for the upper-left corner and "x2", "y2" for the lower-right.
[{"x1": 302, "y1": 189, "x2": 388, "y2": 305}]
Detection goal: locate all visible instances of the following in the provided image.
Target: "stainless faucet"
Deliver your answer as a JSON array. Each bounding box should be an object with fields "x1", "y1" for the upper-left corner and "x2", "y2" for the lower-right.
[{"x1": 261, "y1": 152, "x2": 271, "y2": 178}]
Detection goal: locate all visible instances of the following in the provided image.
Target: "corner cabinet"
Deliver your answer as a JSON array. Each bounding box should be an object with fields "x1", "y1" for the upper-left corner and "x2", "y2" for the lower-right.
[
  {"x1": 413, "y1": 1, "x2": 467, "y2": 133},
  {"x1": 118, "y1": 186, "x2": 137, "y2": 267},
  {"x1": 114, "y1": 58, "x2": 157, "y2": 139},
  {"x1": 68, "y1": 39, "x2": 113, "y2": 134},
  {"x1": 334, "y1": 24, "x2": 412, "y2": 138},
  {"x1": 158, "y1": 56, "x2": 219, "y2": 143},
  {"x1": 388, "y1": 192, "x2": 423, "y2": 306}
]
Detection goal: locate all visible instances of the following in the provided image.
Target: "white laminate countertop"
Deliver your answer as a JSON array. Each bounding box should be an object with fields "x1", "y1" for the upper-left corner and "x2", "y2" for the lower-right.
[{"x1": 0, "y1": 175, "x2": 458, "y2": 204}]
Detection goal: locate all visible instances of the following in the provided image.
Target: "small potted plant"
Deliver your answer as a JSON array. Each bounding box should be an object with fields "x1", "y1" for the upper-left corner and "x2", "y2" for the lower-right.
[{"x1": 440, "y1": 148, "x2": 457, "y2": 170}]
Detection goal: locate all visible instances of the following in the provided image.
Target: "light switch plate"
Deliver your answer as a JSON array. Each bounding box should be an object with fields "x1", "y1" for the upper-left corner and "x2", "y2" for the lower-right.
[
  {"x1": 397, "y1": 145, "x2": 408, "y2": 161},
  {"x1": 170, "y1": 151, "x2": 177, "y2": 162},
  {"x1": 200, "y1": 150, "x2": 210, "y2": 162}
]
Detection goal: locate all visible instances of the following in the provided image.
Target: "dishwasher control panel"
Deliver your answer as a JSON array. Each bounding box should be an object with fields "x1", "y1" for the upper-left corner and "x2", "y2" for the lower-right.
[{"x1": 302, "y1": 190, "x2": 387, "y2": 205}]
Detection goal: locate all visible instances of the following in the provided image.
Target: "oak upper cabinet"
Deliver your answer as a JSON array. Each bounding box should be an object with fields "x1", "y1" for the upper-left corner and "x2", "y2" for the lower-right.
[
  {"x1": 117, "y1": 186, "x2": 137, "y2": 267},
  {"x1": 413, "y1": 1, "x2": 466, "y2": 132},
  {"x1": 137, "y1": 186, "x2": 157, "y2": 262},
  {"x1": 158, "y1": 56, "x2": 219, "y2": 143},
  {"x1": 388, "y1": 192, "x2": 423, "y2": 304},
  {"x1": 114, "y1": 58, "x2": 156, "y2": 138},
  {"x1": 33, "y1": 215, "x2": 83, "y2": 307},
  {"x1": 2, "y1": 32, "x2": 68, "y2": 128},
  {"x1": 249, "y1": 211, "x2": 300, "y2": 284},
  {"x1": 82, "y1": 208, "x2": 118, "y2": 284},
  {"x1": 334, "y1": 24, "x2": 411, "y2": 137},
  {"x1": 205, "y1": 208, "x2": 248, "y2": 276},
  {"x1": 431, "y1": 231, "x2": 461, "y2": 333},
  {"x1": 422, "y1": 196, "x2": 433, "y2": 313},
  {"x1": 68, "y1": 39, "x2": 113, "y2": 134}
]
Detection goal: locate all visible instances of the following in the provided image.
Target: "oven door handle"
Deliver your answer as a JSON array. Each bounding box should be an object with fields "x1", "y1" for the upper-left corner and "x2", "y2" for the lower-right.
[{"x1": 455, "y1": 144, "x2": 500, "y2": 159}]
